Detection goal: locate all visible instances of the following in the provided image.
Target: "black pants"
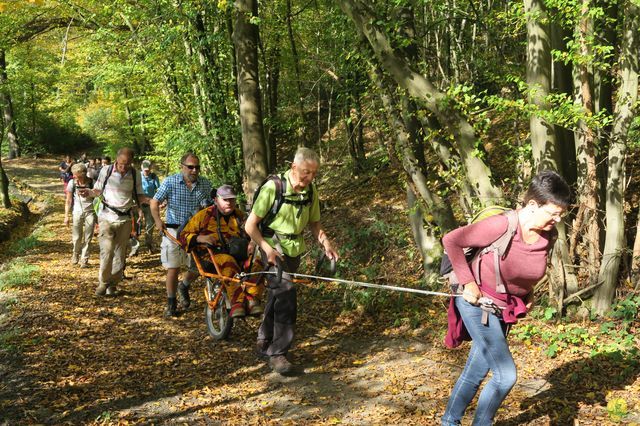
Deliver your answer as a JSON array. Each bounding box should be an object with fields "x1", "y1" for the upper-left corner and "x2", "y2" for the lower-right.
[{"x1": 257, "y1": 254, "x2": 301, "y2": 356}]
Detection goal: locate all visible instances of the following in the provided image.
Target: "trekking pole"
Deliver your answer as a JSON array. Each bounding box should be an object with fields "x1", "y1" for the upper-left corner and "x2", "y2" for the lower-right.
[{"x1": 237, "y1": 269, "x2": 458, "y2": 298}]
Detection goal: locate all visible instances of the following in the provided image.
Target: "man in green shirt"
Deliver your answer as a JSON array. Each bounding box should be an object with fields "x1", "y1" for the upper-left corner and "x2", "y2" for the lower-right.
[{"x1": 245, "y1": 147, "x2": 338, "y2": 375}]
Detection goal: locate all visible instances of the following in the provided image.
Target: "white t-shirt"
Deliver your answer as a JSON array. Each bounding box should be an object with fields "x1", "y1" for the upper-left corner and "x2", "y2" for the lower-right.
[
  {"x1": 94, "y1": 165, "x2": 143, "y2": 222},
  {"x1": 67, "y1": 179, "x2": 95, "y2": 214}
]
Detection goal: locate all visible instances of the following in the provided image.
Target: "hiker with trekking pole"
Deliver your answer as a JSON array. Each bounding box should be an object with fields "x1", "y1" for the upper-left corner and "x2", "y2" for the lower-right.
[
  {"x1": 244, "y1": 147, "x2": 339, "y2": 375},
  {"x1": 440, "y1": 170, "x2": 571, "y2": 426}
]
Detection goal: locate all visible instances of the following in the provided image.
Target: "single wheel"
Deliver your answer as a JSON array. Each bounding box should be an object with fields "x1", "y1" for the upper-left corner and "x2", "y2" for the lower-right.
[{"x1": 204, "y1": 279, "x2": 233, "y2": 340}]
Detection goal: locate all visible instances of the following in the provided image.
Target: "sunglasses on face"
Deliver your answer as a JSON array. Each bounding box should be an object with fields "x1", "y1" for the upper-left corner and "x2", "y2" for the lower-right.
[{"x1": 182, "y1": 164, "x2": 201, "y2": 171}]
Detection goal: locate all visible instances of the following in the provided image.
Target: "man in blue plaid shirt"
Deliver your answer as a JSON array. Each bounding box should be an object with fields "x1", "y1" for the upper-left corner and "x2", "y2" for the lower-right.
[{"x1": 150, "y1": 152, "x2": 212, "y2": 317}]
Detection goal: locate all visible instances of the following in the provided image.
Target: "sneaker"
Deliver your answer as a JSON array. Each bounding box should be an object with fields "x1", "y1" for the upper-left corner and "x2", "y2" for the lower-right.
[
  {"x1": 95, "y1": 284, "x2": 107, "y2": 296},
  {"x1": 71, "y1": 254, "x2": 79, "y2": 265},
  {"x1": 178, "y1": 283, "x2": 191, "y2": 309},
  {"x1": 79, "y1": 259, "x2": 89, "y2": 268},
  {"x1": 230, "y1": 302, "x2": 246, "y2": 318},
  {"x1": 164, "y1": 297, "x2": 178, "y2": 318},
  {"x1": 106, "y1": 286, "x2": 117, "y2": 296},
  {"x1": 247, "y1": 299, "x2": 264, "y2": 316},
  {"x1": 269, "y1": 355, "x2": 294, "y2": 375}
]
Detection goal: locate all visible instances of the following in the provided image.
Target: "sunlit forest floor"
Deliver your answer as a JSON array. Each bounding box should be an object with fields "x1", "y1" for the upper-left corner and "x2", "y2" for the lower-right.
[{"x1": 0, "y1": 156, "x2": 639, "y2": 425}]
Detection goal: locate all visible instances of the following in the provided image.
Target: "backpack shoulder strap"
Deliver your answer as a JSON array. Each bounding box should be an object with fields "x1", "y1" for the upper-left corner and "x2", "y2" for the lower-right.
[
  {"x1": 491, "y1": 209, "x2": 518, "y2": 256},
  {"x1": 471, "y1": 209, "x2": 518, "y2": 294}
]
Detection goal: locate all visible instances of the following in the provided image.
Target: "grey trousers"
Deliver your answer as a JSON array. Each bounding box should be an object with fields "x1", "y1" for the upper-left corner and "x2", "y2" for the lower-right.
[
  {"x1": 98, "y1": 218, "x2": 131, "y2": 288},
  {"x1": 257, "y1": 254, "x2": 301, "y2": 357},
  {"x1": 141, "y1": 204, "x2": 155, "y2": 249},
  {"x1": 72, "y1": 210, "x2": 96, "y2": 263}
]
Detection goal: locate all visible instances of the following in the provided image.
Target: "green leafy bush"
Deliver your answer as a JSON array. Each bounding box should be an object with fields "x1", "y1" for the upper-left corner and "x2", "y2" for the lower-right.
[{"x1": 0, "y1": 260, "x2": 40, "y2": 290}]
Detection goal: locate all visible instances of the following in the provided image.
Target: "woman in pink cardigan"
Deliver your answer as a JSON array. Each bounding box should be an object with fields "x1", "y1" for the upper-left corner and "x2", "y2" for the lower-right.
[{"x1": 441, "y1": 170, "x2": 571, "y2": 426}]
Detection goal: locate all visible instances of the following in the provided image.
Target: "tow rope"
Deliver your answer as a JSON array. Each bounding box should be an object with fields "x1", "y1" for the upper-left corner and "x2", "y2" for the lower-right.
[{"x1": 237, "y1": 270, "x2": 458, "y2": 298}]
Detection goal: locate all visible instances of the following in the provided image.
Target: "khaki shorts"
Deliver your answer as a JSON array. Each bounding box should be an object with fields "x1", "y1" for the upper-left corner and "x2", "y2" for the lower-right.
[{"x1": 160, "y1": 228, "x2": 195, "y2": 271}]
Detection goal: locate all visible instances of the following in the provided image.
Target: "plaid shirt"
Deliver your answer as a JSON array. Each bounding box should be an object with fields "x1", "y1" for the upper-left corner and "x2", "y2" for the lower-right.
[{"x1": 153, "y1": 173, "x2": 212, "y2": 226}]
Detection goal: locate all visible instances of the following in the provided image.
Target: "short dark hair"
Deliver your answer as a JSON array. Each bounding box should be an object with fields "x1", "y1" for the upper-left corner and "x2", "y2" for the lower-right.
[
  {"x1": 524, "y1": 170, "x2": 571, "y2": 208},
  {"x1": 103, "y1": 156, "x2": 111, "y2": 163},
  {"x1": 180, "y1": 152, "x2": 198, "y2": 164}
]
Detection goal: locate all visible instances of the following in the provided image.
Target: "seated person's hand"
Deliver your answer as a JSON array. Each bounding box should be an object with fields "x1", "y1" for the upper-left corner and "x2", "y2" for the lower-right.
[{"x1": 196, "y1": 234, "x2": 217, "y2": 246}]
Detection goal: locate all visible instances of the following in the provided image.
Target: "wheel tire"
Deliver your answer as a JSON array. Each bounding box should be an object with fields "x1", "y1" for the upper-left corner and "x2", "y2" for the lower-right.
[{"x1": 204, "y1": 280, "x2": 233, "y2": 340}]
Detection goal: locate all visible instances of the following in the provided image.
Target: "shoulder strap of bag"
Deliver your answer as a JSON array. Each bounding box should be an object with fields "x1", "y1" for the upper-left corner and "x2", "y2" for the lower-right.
[{"x1": 471, "y1": 210, "x2": 519, "y2": 294}]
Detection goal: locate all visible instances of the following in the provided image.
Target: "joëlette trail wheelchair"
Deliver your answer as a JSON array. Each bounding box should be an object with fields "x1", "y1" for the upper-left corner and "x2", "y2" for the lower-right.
[{"x1": 164, "y1": 230, "x2": 266, "y2": 340}]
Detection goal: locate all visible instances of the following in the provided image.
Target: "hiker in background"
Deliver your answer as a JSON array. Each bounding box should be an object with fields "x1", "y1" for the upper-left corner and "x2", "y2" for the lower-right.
[
  {"x1": 87, "y1": 158, "x2": 100, "y2": 180},
  {"x1": 179, "y1": 184, "x2": 265, "y2": 318},
  {"x1": 441, "y1": 170, "x2": 571, "y2": 426},
  {"x1": 140, "y1": 160, "x2": 161, "y2": 252},
  {"x1": 245, "y1": 147, "x2": 339, "y2": 375},
  {"x1": 64, "y1": 163, "x2": 96, "y2": 268},
  {"x1": 150, "y1": 152, "x2": 212, "y2": 317},
  {"x1": 58, "y1": 155, "x2": 74, "y2": 193},
  {"x1": 89, "y1": 148, "x2": 147, "y2": 296}
]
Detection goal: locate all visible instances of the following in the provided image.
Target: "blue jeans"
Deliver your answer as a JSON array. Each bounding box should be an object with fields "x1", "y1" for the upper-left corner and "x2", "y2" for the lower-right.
[{"x1": 441, "y1": 297, "x2": 517, "y2": 425}]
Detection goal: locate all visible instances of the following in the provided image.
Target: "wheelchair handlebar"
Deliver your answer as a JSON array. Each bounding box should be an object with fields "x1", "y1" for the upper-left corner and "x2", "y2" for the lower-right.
[{"x1": 315, "y1": 252, "x2": 337, "y2": 277}]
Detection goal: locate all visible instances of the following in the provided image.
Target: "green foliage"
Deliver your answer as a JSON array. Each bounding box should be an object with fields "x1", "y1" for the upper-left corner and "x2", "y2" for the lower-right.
[
  {"x1": 0, "y1": 328, "x2": 21, "y2": 353},
  {"x1": 0, "y1": 260, "x2": 40, "y2": 290},
  {"x1": 9, "y1": 226, "x2": 53, "y2": 256},
  {"x1": 609, "y1": 294, "x2": 640, "y2": 322}
]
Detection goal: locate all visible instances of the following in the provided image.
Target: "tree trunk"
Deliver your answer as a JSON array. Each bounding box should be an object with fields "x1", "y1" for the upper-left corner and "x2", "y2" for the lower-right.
[
  {"x1": 0, "y1": 50, "x2": 19, "y2": 159},
  {"x1": 407, "y1": 186, "x2": 441, "y2": 279},
  {"x1": 525, "y1": 0, "x2": 559, "y2": 172},
  {"x1": 0, "y1": 118, "x2": 10, "y2": 208},
  {"x1": 372, "y1": 64, "x2": 457, "y2": 234},
  {"x1": 233, "y1": 0, "x2": 268, "y2": 196},
  {"x1": 286, "y1": 0, "x2": 307, "y2": 146},
  {"x1": 593, "y1": 0, "x2": 639, "y2": 314},
  {"x1": 338, "y1": 0, "x2": 502, "y2": 205},
  {"x1": 569, "y1": 1, "x2": 600, "y2": 287},
  {"x1": 526, "y1": 0, "x2": 579, "y2": 298}
]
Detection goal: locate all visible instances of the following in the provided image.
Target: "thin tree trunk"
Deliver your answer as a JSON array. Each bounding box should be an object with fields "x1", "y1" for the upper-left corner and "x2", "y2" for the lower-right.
[
  {"x1": 286, "y1": 0, "x2": 307, "y2": 146},
  {"x1": 525, "y1": 0, "x2": 560, "y2": 171},
  {"x1": 593, "y1": 0, "x2": 639, "y2": 314},
  {"x1": 0, "y1": 50, "x2": 19, "y2": 159},
  {"x1": 338, "y1": 0, "x2": 502, "y2": 205},
  {"x1": 233, "y1": 0, "x2": 268, "y2": 196},
  {"x1": 0, "y1": 118, "x2": 10, "y2": 208},
  {"x1": 569, "y1": 1, "x2": 600, "y2": 289},
  {"x1": 372, "y1": 64, "x2": 457, "y2": 234}
]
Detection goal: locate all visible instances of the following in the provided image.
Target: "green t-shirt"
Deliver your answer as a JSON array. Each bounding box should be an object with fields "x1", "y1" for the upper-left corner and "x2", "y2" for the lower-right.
[{"x1": 252, "y1": 170, "x2": 321, "y2": 257}]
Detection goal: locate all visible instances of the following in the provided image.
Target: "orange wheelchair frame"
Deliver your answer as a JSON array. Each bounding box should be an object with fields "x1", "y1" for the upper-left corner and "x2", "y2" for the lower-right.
[{"x1": 163, "y1": 230, "x2": 264, "y2": 340}]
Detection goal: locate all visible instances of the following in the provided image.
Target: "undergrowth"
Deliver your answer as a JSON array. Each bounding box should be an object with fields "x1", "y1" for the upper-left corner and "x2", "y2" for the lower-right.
[
  {"x1": 0, "y1": 260, "x2": 41, "y2": 290},
  {"x1": 9, "y1": 226, "x2": 54, "y2": 256},
  {"x1": 513, "y1": 295, "x2": 640, "y2": 359}
]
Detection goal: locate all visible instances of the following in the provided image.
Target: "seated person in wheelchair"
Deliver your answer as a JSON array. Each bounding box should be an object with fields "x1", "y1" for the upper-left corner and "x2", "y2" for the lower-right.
[{"x1": 179, "y1": 184, "x2": 265, "y2": 318}]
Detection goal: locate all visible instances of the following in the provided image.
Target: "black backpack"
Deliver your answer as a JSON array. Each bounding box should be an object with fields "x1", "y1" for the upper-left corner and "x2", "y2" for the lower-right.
[{"x1": 251, "y1": 174, "x2": 315, "y2": 237}]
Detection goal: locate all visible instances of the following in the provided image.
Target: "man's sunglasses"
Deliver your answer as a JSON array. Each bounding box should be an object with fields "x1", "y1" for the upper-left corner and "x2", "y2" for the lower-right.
[{"x1": 182, "y1": 164, "x2": 201, "y2": 170}]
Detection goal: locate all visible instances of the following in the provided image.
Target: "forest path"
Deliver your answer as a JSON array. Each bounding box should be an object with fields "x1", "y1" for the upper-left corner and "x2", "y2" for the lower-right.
[{"x1": 0, "y1": 157, "x2": 637, "y2": 425}]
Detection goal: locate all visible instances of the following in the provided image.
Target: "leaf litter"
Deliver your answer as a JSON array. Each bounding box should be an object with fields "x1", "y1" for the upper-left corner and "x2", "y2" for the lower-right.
[{"x1": 0, "y1": 157, "x2": 638, "y2": 425}]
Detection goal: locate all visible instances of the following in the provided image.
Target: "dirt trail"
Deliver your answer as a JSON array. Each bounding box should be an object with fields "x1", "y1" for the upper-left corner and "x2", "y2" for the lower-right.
[{"x1": 0, "y1": 157, "x2": 637, "y2": 425}]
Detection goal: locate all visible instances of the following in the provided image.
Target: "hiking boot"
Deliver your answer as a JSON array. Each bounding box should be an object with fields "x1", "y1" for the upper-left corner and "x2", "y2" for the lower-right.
[
  {"x1": 269, "y1": 355, "x2": 294, "y2": 375},
  {"x1": 230, "y1": 302, "x2": 246, "y2": 318},
  {"x1": 247, "y1": 299, "x2": 264, "y2": 316},
  {"x1": 164, "y1": 297, "x2": 178, "y2": 318},
  {"x1": 95, "y1": 284, "x2": 108, "y2": 296},
  {"x1": 178, "y1": 282, "x2": 191, "y2": 309},
  {"x1": 71, "y1": 254, "x2": 79, "y2": 265},
  {"x1": 256, "y1": 339, "x2": 270, "y2": 359}
]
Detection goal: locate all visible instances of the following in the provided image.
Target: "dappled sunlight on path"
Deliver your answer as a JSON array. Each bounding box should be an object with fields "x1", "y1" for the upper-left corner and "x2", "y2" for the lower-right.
[{"x1": 0, "y1": 157, "x2": 638, "y2": 424}]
